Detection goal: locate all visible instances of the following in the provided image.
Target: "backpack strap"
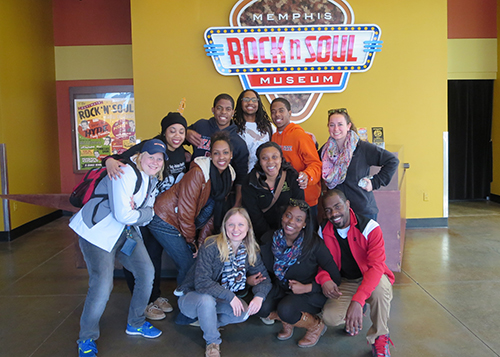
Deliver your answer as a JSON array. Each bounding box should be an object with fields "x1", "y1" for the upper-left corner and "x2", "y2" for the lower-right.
[
  {"x1": 128, "y1": 159, "x2": 143, "y2": 195},
  {"x1": 262, "y1": 170, "x2": 287, "y2": 213},
  {"x1": 91, "y1": 160, "x2": 144, "y2": 225}
]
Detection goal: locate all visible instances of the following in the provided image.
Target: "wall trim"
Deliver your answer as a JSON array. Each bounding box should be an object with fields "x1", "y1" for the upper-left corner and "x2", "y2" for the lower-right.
[
  {"x1": 0, "y1": 210, "x2": 63, "y2": 242},
  {"x1": 55, "y1": 45, "x2": 133, "y2": 81},
  {"x1": 489, "y1": 194, "x2": 500, "y2": 204},
  {"x1": 406, "y1": 217, "x2": 448, "y2": 229},
  {"x1": 447, "y1": 39, "x2": 497, "y2": 80}
]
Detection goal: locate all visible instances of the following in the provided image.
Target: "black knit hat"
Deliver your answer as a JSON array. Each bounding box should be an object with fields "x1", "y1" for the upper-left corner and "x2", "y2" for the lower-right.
[{"x1": 161, "y1": 112, "x2": 187, "y2": 134}]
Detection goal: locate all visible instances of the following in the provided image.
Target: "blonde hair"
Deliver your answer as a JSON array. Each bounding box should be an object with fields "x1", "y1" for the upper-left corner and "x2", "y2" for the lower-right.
[
  {"x1": 207, "y1": 208, "x2": 260, "y2": 266},
  {"x1": 133, "y1": 152, "x2": 164, "y2": 181}
]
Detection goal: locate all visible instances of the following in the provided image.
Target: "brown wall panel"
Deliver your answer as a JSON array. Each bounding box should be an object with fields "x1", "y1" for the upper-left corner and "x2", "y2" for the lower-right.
[
  {"x1": 53, "y1": 0, "x2": 132, "y2": 46},
  {"x1": 448, "y1": 0, "x2": 496, "y2": 38}
]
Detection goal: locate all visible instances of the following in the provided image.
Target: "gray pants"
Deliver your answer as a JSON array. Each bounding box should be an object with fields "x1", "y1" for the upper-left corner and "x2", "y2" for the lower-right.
[{"x1": 78, "y1": 229, "x2": 154, "y2": 342}]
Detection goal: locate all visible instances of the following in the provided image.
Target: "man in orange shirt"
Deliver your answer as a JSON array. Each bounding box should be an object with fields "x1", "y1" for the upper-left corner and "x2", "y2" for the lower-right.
[{"x1": 270, "y1": 98, "x2": 322, "y2": 223}]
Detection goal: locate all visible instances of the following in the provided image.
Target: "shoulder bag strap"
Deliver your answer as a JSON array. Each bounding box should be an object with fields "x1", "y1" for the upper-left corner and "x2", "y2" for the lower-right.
[{"x1": 262, "y1": 170, "x2": 287, "y2": 213}]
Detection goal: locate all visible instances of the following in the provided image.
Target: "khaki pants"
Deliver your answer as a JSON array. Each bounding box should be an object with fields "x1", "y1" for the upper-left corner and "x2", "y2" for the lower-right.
[{"x1": 322, "y1": 274, "x2": 393, "y2": 344}]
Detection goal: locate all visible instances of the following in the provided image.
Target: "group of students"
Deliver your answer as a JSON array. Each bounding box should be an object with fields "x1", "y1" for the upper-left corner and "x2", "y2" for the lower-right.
[{"x1": 70, "y1": 90, "x2": 399, "y2": 357}]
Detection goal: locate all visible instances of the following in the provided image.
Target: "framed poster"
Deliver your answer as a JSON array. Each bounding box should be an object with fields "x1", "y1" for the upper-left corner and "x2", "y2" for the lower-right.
[{"x1": 70, "y1": 86, "x2": 135, "y2": 172}]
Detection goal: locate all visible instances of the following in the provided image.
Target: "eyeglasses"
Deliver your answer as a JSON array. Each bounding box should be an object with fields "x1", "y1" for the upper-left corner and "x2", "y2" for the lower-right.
[
  {"x1": 242, "y1": 97, "x2": 258, "y2": 103},
  {"x1": 328, "y1": 108, "x2": 348, "y2": 115},
  {"x1": 289, "y1": 198, "x2": 310, "y2": 212}
]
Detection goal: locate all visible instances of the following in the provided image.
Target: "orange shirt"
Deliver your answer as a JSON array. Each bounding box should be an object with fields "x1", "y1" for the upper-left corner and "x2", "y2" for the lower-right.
[{"x1": 272, "y1": 123, "x2": 322, "y2": 206}]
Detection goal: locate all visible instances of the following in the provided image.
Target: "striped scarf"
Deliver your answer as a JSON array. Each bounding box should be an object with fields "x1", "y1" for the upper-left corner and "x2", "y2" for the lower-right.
[{"x1": 220, "y1": 242, "x2": 247, "y2": 292}]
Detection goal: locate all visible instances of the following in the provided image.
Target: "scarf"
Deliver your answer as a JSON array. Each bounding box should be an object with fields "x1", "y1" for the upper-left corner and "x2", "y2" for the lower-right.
[
  {"x1": 321, "y1": 130, "x2": 359, "y2": 189},
  {"x1": 220, "y1": 241, "x2": 247, "y2": 292},
  {"x1": 209, "y1": 161, "x2": 233, "y2": 232},
  {"x1": 272, "y1": 229, "x2": 304, "y2": 282}
]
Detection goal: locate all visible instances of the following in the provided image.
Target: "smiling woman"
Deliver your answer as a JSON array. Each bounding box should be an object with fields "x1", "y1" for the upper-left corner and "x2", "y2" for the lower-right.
[
  {"x1": 149, "y1": 131, "x2": 237, "y2": 294},
  {"x1": 242, "y1": 141, "x2": 304, "y2": 242},
  {"x1": 256, "y1": 199, "x2": 341, "y2": 348},
  {"x1": 138, "y1": 151, "x2": 164, "y2": 176},
  {"x1": 233, "y1": 89, "x2": 273, "y2": 172},
  {"x1": 100, "y1": 112, "x2": 189, "y2": 322},
  {"x1": 68, "y1": 139, "x2": 167, "y2": 355},
  {"x1": 320, "y1": 108, "x2": 399, "y2": 220},
  {"x1": 176, "y1": 208, "x2": 272, "y2": 357}
]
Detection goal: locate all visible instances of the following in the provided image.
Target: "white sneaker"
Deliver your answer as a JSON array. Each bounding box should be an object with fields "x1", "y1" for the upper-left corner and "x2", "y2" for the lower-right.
[
  {"x1": 260, "y1": 317, "x2": 275, "y2": 325},
  {"x1": 173, "y1": 288, "x2": 184, "y2": 297}
]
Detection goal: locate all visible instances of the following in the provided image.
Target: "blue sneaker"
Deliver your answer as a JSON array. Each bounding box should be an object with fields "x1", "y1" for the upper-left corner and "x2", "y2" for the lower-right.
[
  {"x1": 126, "y1": 321, "x2": 162, "y2": 338},
  {"x1": 78, "y1": 339, "x2": 97, "y2": 357}
]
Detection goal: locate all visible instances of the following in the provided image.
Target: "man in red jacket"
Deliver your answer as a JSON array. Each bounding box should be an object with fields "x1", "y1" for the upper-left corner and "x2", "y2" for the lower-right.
[{"x1": 316, "y1": 189, "x2": 394, "y2": 357}]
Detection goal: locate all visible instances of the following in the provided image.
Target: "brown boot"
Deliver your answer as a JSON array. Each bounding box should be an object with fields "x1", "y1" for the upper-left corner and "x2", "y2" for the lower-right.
[
  {"x1": 277, "y1": 321, "x2": 294, "y2": 340},
  {"x1": 294, "y1": 312, "x2": 327, "y2": 348},
  {"x1": 267, "y1": 311, "x2": 280, "y2": 321}
]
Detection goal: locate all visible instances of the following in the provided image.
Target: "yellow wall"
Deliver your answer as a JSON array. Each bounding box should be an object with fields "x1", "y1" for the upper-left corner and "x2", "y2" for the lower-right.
[
  {"x1": 0, "y1": 0, "x2": 60, "y2": 230},
  {"x1": 130, "y1": 0, "x2": 448, "y2": 219},
  {"x1": 54, "y1": 45, "x2": 133, "y2": 81},
  {"x1": 448, "y1": 39, "x2": 497, "y2": 79},
  {"x1": 492, "y1": 6, "x2": 500, "y2": 196}
]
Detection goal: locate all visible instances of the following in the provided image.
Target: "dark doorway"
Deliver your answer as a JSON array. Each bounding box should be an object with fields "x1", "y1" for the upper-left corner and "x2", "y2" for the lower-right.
[{"x1": 448, "y1": 80, "x2": 493, "y2": 200}]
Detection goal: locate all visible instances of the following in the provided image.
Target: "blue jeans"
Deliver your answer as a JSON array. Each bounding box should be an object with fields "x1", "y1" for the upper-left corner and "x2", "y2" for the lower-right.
[
  {"x1": 147, "y1": 215, "x2": 195, "y2": 285},
  {"x1": 178, "y1": 292, "x2": 248, "y2": 345},
  {"x1": 123, "y1": 225, "x2": 163, "y2": 302},
  {"x1": 78, "y1": 228, "x2": 154, "y2": 342}
]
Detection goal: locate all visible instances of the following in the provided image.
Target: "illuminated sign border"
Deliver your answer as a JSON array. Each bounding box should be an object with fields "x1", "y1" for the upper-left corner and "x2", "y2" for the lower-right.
[
  {"x1": 205, "y1": 25, "x2": 381, "y2": 74},
  {"x1": 203, "y1": 0, "x2": 383, "y2": 121}
]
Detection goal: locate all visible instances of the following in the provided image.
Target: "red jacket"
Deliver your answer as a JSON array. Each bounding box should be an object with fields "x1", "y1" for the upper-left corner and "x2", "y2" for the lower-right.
[
  {"x1": 316, "y1": 209, "x2": 395, "y2": 306},
  {"x1": 272, "y1": 123, "x2": 321, "y2": 206}
]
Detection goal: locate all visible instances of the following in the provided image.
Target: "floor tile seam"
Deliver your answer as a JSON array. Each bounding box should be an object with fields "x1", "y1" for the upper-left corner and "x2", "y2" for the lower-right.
[
  {"x1": 402, "y1": 270, "x2": 500, "y2": 357},
  {"x1": 28, "y1": 298, "x2": 85, "y2": 357},
  {"x1": 0, "y1": 243, "x2": 75, "y2": 294},
  {"x1": 403, "y1": 279, "x2": 500, "y2": 286},
  {"x1": 449, "y1": 214, "x2": 500, "y2": 217},
  {"x1": 0, "y1": 294, "x2": 87, "y2": 298}
]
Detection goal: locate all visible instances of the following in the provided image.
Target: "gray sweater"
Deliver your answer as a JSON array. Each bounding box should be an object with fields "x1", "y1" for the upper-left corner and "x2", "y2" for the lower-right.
[{"x1": 179, "y1": 237, "x2": 272, "y2": 303}]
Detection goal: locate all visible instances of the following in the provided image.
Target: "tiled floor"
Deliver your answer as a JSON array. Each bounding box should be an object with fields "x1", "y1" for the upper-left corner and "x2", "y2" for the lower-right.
[{"x1": 1, "y1": 201, "x2": 500, "y2": 356}]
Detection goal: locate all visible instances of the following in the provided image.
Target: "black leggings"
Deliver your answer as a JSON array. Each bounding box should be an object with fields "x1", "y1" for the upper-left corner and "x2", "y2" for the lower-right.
[{"x1": 257, "y1": 284, "x2": 325, "y2": 324}]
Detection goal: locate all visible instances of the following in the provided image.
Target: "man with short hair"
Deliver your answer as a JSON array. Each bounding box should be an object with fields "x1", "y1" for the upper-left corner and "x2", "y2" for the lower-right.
[
  {"x1": 317, "y1": 189, "x2": 394, "y2": 357},
  {"x1": 270, "y1": 97, "x2": 322, "y2": 219},
  {"x1": 186, "y1": 93, "x2": 249, "y2": 206}
]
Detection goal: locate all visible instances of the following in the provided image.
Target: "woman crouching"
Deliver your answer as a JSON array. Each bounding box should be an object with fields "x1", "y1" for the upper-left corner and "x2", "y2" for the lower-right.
[
  {"x1": 256, "y1": 199, "x2": 341, "y2": 348},
  {"x1": 177, "y1": 208, "x2": 271, "y2": 357}
]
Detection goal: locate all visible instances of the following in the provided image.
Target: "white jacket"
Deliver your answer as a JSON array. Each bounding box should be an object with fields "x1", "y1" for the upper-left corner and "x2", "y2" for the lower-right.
[{"x1": 69, "y1": 164, "x2": 156, "y2": 252}]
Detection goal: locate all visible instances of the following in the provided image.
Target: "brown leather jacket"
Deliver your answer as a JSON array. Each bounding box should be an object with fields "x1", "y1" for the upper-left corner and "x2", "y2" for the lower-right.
[{"x1": 154, "y1": 157, "x2": 235, "y2": 244}]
